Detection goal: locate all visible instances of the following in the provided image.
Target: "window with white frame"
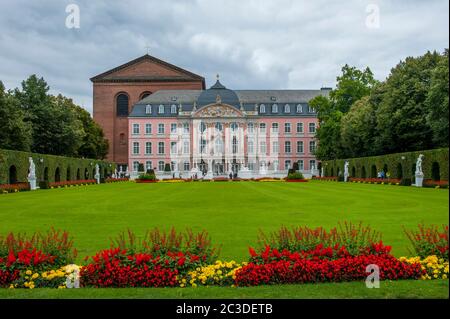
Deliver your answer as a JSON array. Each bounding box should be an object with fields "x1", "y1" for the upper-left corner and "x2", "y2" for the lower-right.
[
  {"x1": 285, "y1": 160, "x2": 291, "y2": 170},
  {"x1": 259, "y1": 104, "x2": 266, "y2": 113},
  {"x1": 297, "y1": 141, "x2": 304, "y2": 153},
  {"x1": 215, "y1": 139, "x2": 223, "y2": 154},
  {"x1": 284, "y1": 104, "x2": 290, "y2": 113},
  {"x1": 309, "y1": 123, "x2": 316, "y2": 133},
  {"x1": 183, "y1": 122, "x2": 189, "y2": 134},
  {"x1": 200, "y1": 122, "x2": 206, "y2": 133},
  {"x1": 285, "y1": 122, "x2": 291, "y2": 133},
  {"x1": 145, "y1": 104, "x2": 152, "y2": 114},
  {"x1": 158, "y1": 123, "x2": 165, "y2": 134},
  {"x1": 171, "y1": 161, "x2": 176, "y2": 171},
  {"x1": 272, "y1": 122, "x2": 278, "y2": 133},
  {"x1": 296, "y1": 104, "x2": 302, "y2": 113},
  {"x1": 308, "y1": 106, "x2": 316, "y2": 113},
  {"x1": 145, "y1": 123, "x2": 152, "y2": 135},
  {"x1": 171, "y1": 104, "x2": 177, "y2": 114},
  {"x1": 272, "y1": 141, "x2": 279, "y2": 153},
  {"x1": 298, "y1": 160, "x2": 304, "y2": 170},
  {"x1": 273, "y1": 160, "x2": 279, "y2": 170},
  {"x1": 232, "y1": 137, "x2": 238, "y2": 154},
  {"x1": 184, "y1": 161, "x2": 190, "y2": 171},
  {"x1": 309, "y1": 140, "x2": 316, "y2": 153},
  {"x1": 132, "y1": 124, "x2": 139, "y2": 135},
  {"x1": 247, "y1": 123, "x2": 254, "y2": 133},
  {"x1": 158, "y1": 161, "x2": 165, "y2": 171},
  {"x1": 171, "y1": 141, "x2": 177, "y2": 154},
  {"x1": 260, "y1": 141, "x2": 266, "y2": 154},
  {"x1": 158, "y1": 142, "x2": 165, "y2": 154},
  {"x1": 133, "y1": 142, "x2": 140, "y2": 154},
  {"x1": 259, "y1": 123, "x2": 266, "y2": 134},
  {"x1": 285, "y1": 141, "x2": 291, "y2": 153},
  {"x1": 158, "y1": 105, "x2": 164, "y2": 114},
  {"x1": 230, "y1": 122, "x2": 238, "y2": 132},
  {"x1": 248, "y1": 162, "x2": 255, "y2": 170},
  {"x1": 183, "y1": 141, "x2": 189, "y2": 154},
  {"x1": 310, "y1": 160, "x2": 316, "y2": 170},
  {"x1": 271, "y1": 104, "x2": 278, "y2": 113},
  {"x1": 145, "y1": 142, "x2": 152, "y2": 155},
  {"x1": 145, "y1": 161, "x2": 152, "y2": 171},
  {"x1": 133, "y1": 161, "x2": 140, "y2": 172},
  {"x1": 248, "y1": 140, "x2": 254, "y2": 153},
  {"x1": 200, "y1": 139, "x2": 207, "y2": 154},
  {"x1": 297, "y1": 122, "x2": 303, "y2": 133},
  {"x1": 171, "y1": 123, "x2": 177, "y2": 134}
]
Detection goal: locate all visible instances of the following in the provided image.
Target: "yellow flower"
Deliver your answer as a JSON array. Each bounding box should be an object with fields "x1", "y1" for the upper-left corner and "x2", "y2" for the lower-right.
[
  {"x1": 32, "y1": 273, "x2": 39, "y2": 279},
  {"x1": 25, "y1": 270, "x2": 32, "y2": 275}
]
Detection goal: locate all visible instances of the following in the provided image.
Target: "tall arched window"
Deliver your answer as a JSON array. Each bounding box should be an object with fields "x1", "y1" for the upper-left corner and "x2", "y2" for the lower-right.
[
  {"x1": 215, "y1": 138, "x2": 223, "y2": 154},
  {"x1": 271, "y1": 104, "x2": 278, "y2": 113},
  {"x1": 296, "y1": 104, "x2": 303, "y2": 113},
  {"x1": 145, "y1": 104, "x2": 152, "y2": 114},
  {"x1": 140, "y1": 91, "x2": 152, "y2": 100},
  {"x1": 284, "y1": 104, "x2": 291, "y2": 113},
  {"x1": 232, "y1": 136, "x2": 238, "y2": 154},
  {"x1": 158, "y1": 104, "x2": 165, "y2": 114},
  {"x1": 116, "y1": 93, "x2": 129, "y2": 117},
  {"x1": 171, "y1": 104, "x2": 177, "y2": 114}
]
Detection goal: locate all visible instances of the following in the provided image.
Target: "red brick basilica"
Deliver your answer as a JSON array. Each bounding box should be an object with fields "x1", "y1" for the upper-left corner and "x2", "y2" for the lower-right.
[{"x1": 91, "y1": 54, "x2": 205, "y2": 166}]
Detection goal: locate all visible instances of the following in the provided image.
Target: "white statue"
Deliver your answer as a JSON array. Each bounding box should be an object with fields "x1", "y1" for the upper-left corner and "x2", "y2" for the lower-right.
[
  {"x1": 310, "y1": 164, "x2": 315, "y2": 176},
  {"x1": 94, "y1": 164, "x2": 100, "y2": 184},
  {"x1": 321, "y1": 166, "x2": 324, "y2": 177},
  {"x1": 344, "y1": 161, "x2": 349, "y2": 182},
  {"x1": 114, "y1": 168, "x2": 118, "y2": 179},
  {"x1": 27, "y1": 157, "x2": 37, "y2": 190},
  {"x1": 414, "y1": 154, "x2": 424, "y2": 187}
]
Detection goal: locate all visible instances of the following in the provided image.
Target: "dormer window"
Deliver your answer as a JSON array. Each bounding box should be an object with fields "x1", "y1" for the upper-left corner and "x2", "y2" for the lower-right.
[
  {"x1": 308, "y1": 106, "x2": 316, "y2": 113},
  {"x1": 171, "y1": 104, "x2": 177, "y2": 114},
  {"x1": 284, "y1": 104, "x2": 291, "y2": 113},
  {"x1": 260, "y1": 104, "x2": 266, "y2": 113},
  {"x1": 296, "y1": 104, "x2": 302, "y2": 113},
  {"x1": 271, "y1": 104, "x2": 278, "y2": 113},
  {"x1": 158, "y1": 104, "x2": 164, "y2": 114},
  {"x1": 145, "y1": 104, "x2": 152, "y2": 114}
]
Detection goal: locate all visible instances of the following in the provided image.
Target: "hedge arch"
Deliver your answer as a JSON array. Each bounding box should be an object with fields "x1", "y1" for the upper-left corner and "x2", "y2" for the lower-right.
[
  {"x1": 84, "y1": 168, "x2": 89, "y2": 179},
  {"x1": 361, "y1": 166, "x2": 367, "y2": 178},
  {"x1": 76, "y1": 168, "x2": 81, "y2": 180},
  {"x1": 396, "y1": 163, "x2": 403, "y2": 179},
  {"x1": 351, "y1": 166, "x2": 356, "y2": 177},
  {"x1": 371, "y1": 165, "x2": 377, "y2": 178},
  {"x1": 54, "y1": 167, "x2": 61, "y2": 182},
  {"x1": 432, "y1": 162, "x2": 440, "y2": 181},
  {"x1": 331, "y1": 167, "x2": 334, "y2": 176},
  {"x1": 9, "y1": 165, "x2": 17, "y2": 184},
  {"x1": 43, "y1": 167, "x2": 49, "y2": 181},
  {"x1": 383, "y1": 164, "x2": 388, "y2": 174},
  {"x1": 66, "y1": 167, "x2": 71, "y2": 181}
]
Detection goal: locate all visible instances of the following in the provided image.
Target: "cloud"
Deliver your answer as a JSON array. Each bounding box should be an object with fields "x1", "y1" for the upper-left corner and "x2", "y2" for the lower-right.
[{"x1": 0, "y1": 0, "x2": 448, "y2": 114}]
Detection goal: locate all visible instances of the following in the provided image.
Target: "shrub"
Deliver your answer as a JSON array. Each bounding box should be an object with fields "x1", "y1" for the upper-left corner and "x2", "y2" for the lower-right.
[
  {"x1": 403, "y1": 224, "x2": 449, "y2": 260},
  {"x1": 286, "y1": 172, "x2": 304, "y2": 180},
  {"x1": 39, "y1": 181, "x2": 50, "y2": 189},
  {"x1": 137, "y1": 173, "x2": 156, "y2": 181},
  {"x1": 256, "y1": 222, "x2": 382, "y2": 257}
]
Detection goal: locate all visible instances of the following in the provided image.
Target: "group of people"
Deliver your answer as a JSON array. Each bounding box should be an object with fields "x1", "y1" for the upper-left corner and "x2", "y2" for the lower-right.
[{"x1": 377, "y1": 170, "x2": 391, "y2": 179}]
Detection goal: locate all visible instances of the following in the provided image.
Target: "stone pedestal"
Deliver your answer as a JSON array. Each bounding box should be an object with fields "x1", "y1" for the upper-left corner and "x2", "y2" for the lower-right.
[
  {"x1": 204, "y1": 171, "x2": 214, "y2": 180},
  {"x1": 95, "y1": 174, "x2": 100, "y2": 184},
  {"x1": 344, "y1": 173, "x2": 349, "y2": 182},
  {"x1": 415, "y1": 174, "x2": 424, "y2": 187},
  {"x1": 28, "y1": 177, "x2": 37, "y2": 190}
]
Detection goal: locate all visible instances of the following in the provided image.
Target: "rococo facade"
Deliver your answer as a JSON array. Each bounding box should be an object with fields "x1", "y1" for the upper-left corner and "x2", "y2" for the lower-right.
[{"x1": 127, "y1": 76, "x2": 330, "y2": 178}]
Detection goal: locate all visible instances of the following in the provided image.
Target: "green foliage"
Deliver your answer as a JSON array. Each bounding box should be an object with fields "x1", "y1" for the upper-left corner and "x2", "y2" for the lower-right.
[
  {"x1": 287, "y1": 172, "x2": 305, "y2": 180},
  {"x1": 322, "y1": 148, "x2": 449, "y2": 181},
  {"x1": 137, "y1": 173, "x2": 156, "y2": 181},
  {"x1": 426, "y1": 49, "x2": 449, "y2": 147},
  {"x1": 1, "y1": 75, "x2": 109, "y2": 159},
  {"x1": 0, "y1": 148, "x2": 115, "y2": 184},
  {"x1": 403, "y1": 224, "x2": 449, "y2": 260},
  {"x1": 0, "y1": 82, "x2": 32, "y2": 151}
]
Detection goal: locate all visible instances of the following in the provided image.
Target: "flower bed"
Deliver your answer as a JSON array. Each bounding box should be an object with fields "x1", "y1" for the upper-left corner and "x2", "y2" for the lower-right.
[
  {"x1": 285, "y1": 179, "x2": 308, "y2": 182},
  {"x1": 135, "y1": 179, "x2": 158, "y2": 183},
  {"x1": 105, "y1": 178, "x2": 129, "y2": 183},
  {"x1": 49, "y1": 179, "x2": 96, "y2": 188},
  {"x1": 0, "y1": 182, "x2": 30, "y2": 194},
  {"x1": 312, "y1": 176, "x2": 338, "y2": 181},
  {"x1": 348, "y1": 177, "x2": 401, "y2": 184},
  {"x1": 159, "y1": 179, "x2": 188, "y2": 183},
  {"x1": 423, "y1": 179, "x2": 449, "y2": 189}
]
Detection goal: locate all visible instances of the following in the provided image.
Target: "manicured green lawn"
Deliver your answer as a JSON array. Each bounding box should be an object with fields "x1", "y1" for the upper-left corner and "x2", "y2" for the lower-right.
[{"x1": 0, "y1": 180, "x2": 448, "y2": 298}]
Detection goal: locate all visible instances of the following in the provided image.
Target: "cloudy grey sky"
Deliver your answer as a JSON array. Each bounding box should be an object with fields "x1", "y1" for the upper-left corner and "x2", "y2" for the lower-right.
[{"x1": 0, "y1": 0, "x2": 448, "y2": 113}]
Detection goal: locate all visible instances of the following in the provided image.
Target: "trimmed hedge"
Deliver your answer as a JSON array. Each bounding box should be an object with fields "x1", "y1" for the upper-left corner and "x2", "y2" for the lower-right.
[
  {"x1": 0, "y1": 148, "x2": 116, "y2": 184},
  {"x1": 322, "y1": 148, "x2": 449, "y2": 182}
]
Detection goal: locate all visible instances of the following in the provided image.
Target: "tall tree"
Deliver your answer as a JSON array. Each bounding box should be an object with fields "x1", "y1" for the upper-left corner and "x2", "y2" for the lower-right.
[
  {"x1": 374, "y1": 51, "x2": 442, "y2": 153},
  {"x1": 0, "y1": 81, "x2": 32, "y2": 151},
  {"x1": 426, "y1": 49, "x2": 449, "y2": 147},
  {"x1": 340, "y1": 96, "x2": 377, "y2": 158}
]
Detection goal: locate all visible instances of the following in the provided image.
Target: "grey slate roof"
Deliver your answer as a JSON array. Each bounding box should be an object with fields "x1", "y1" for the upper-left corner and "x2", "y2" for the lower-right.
[{"x1": 129, "y1": 83, "x2": 331, "y2": 117}]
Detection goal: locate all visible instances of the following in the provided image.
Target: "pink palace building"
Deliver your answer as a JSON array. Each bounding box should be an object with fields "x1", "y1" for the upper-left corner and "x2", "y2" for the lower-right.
[{"x1": 127, "y1": 76, "x2": 330, "y2": 179}]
